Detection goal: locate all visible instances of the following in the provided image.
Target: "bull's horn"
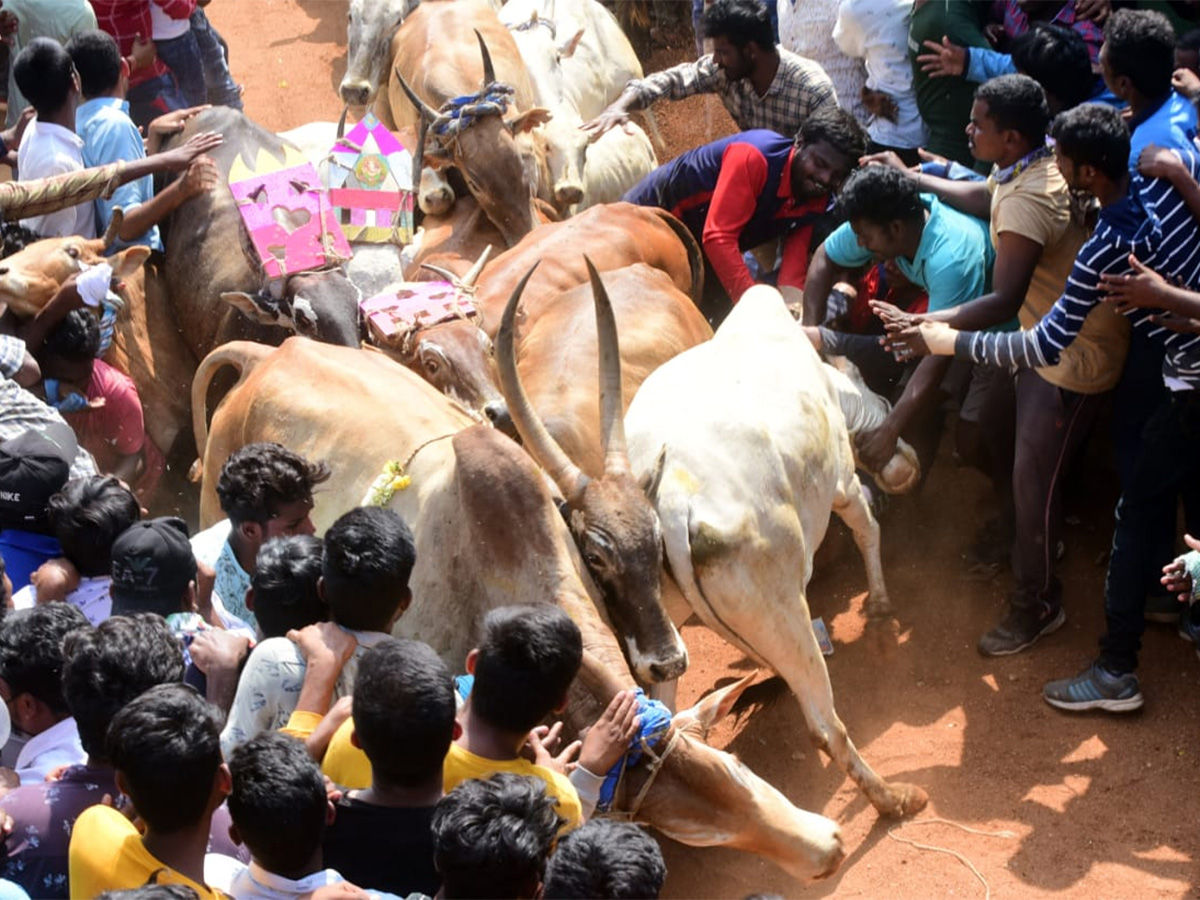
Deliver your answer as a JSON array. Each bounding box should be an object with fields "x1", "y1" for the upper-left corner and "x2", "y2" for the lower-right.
[
  {"x1": 586, "y1": 257, "x2": 629, "y2": 476},
  {"x1": 101, "y1": 207, "x2": 124, "y2": 249},
  {"x1": 496, "y1": 262, "x2": 590, "y2": 505},
  {"x1": 475, "y1": 29, "x2": 496, "y2": 87},
  {"x1": 419, "y1": 263, "x2": 458, "y2": 282},
  {"x1": 460, "y1": 244, "x2": 492, "y2": 289},
  {"x1": 394, "y1": 66, "x2": 438, "y2": 122}
]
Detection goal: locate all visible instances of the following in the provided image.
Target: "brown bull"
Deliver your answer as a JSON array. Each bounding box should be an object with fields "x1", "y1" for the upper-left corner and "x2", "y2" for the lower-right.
[
  {"x1": 393, "y1": 202, "x2": 704, "y2": 430},
  {"x1": 495, "y1": 262, "x2": 711, "y2": 683},
  {"x1": 191, "y1": 336, "x2": 847, "y2": 881},
  {"x1": 391, "y1": 0, "x2": 550, "y2": 247},
  {"x1": 0, "y1": 223, "x2": 196, "y2": 458}
]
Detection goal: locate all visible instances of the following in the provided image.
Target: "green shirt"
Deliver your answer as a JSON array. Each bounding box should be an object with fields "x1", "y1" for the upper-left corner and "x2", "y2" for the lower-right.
[{"x1": 908, "y1": 0, "x2": 989, "y2": 167}]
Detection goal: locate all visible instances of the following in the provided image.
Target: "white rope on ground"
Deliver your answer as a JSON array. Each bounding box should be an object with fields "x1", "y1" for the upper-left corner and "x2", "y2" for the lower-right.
[{"x1": 886, "y1": 817, "x2": 1017, "y2": 900}]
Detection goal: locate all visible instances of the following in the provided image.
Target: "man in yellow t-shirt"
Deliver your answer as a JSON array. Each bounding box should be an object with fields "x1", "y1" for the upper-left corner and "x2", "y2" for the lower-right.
[
  {"x1": 69, "y1": 684, "x2": 235, "y2": 899},
  {"x1": 869, "y1": 74, "x2": 1129, "y2": 656}
]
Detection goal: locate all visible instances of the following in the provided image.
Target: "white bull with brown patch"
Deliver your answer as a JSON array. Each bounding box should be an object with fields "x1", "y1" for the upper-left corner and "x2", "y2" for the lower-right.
[
  {"x1": 191, "y1": 336, "x2": 846, "y2": 881},
  {"x1": 624, "y1": 283, "x2": 926, "y2": 818}
]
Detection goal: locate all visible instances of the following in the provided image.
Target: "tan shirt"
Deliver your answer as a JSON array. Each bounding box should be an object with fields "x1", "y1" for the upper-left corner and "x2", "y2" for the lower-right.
[{"x1": 989, "y1": 155, "x2": 1129, "y2": 394}]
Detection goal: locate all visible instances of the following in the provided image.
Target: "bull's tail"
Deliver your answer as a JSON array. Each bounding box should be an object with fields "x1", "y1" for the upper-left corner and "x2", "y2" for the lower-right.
[
  {"x1": 642, "y1": 108, "x2": 668, "y2": 158},
  {"x1": 653, "y1": 209, "x2": 705, "y2": 306},
  {"x1": 191, "y1": 341, "x2": 273, "y2": 465}
]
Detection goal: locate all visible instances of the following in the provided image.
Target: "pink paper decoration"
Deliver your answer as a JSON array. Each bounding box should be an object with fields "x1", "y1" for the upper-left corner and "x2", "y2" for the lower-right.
[
  {"x1": 228, "y1": 162, "x2": 352, "y2": 279},
  {"x1": 360, "y1": 282, "x2": 477, "y2": 345}
]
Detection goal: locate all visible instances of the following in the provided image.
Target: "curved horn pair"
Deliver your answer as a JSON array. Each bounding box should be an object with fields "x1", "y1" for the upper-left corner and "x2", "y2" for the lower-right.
[
  {"x1": 495, "y1": 258, "x2": 630, "y2": 508},
  {"x1": 418, "y1": 244, "x2": 492, "y2": 289}
]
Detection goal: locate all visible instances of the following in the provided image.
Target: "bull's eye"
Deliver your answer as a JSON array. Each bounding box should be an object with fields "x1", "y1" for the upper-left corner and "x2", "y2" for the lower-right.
[
  {"x1": 585, "y1": 552, "x2": 603, "y2": 568},
  {"x1": 65, "y1": 246, "x2": 80, "y2": 259},
  {"x1": 424, "y1": 358, "x2": 439, "y2": 376}
]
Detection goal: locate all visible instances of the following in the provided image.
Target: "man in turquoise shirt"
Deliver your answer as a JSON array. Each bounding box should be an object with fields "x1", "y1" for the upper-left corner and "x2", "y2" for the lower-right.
[
  {"x1": 67, "y1": 29, "x2": 215, "y2": 250},
  {"x1": 802, "y1": 164, "x2": 996, "y2": 473}
]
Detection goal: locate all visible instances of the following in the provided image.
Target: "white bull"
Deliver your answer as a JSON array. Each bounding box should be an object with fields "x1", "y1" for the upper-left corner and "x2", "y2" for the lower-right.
[
  {"x1": 501, "y1": 0, "x2": 654, "y2": 213},
  {"x1": 624, "y1": 284, "x2": 928, "y2": 819}
]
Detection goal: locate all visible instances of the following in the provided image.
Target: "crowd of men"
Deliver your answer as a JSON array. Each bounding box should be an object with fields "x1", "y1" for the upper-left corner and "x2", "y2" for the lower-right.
[{"x1": 3, "y1": 0, "x2": 1200, "y2": 897}]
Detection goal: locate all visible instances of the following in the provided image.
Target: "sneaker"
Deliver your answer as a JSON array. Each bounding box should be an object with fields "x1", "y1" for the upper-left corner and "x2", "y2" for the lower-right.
[
  {"x1": 1043, "y1": 663, "x2": 1144, "y2": 713},
  {"x1": 978, "y1": 605, "x2": 1066, "y2": 657},
  {"x1": 1146, "y1": 593, "x2": 1183, "y2": 625}
]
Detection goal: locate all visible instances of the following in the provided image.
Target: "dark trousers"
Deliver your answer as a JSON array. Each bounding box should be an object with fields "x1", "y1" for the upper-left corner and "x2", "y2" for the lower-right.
[
  {"x1": 155, "y1": 31, "x2": 206, "y2": 108},
  {"x1": 1099, "y1": 389, "x2": 1200, "y2": 673},
  {"x1": 127, "y1": 71, "x2": 185, "y2": 132},
  {"x1": 189, "y1": 8, "x2": 243, "y2": 109},
  {"x1": 1003, "y1": 372, "x2": 1106, "y2": 617}
]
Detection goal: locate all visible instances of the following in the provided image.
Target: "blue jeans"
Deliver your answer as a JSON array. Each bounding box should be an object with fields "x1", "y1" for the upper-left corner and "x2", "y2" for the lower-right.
[
  {"x1": 127, "y1": 71, "x2": 186, "y2": 131},
  {"x1": 1099, "y1": 389, "x2": 1200, "y2": 674},
  {"x1": 156, "y1": 30, "x2": 206, "y2": 107},
  {"x1": 189, "y1": 8, "x2": 242, "y2": 109}
]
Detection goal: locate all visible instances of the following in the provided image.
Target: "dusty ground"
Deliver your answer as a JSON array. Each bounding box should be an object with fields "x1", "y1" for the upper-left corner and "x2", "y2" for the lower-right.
[{"x1": 209, "y1": 3, "x2": 1200, "y2": 897}]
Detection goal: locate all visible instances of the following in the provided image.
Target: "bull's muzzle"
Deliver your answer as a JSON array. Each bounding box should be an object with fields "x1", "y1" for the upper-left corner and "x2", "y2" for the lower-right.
[{"x1": 339, "y1": 78, "x2": 374, "y2": 107}]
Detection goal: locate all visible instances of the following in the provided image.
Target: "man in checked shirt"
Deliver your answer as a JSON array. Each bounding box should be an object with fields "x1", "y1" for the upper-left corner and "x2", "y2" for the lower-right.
[{"x1": 583, "y1": 0, "x2": 837, "y2": 143}]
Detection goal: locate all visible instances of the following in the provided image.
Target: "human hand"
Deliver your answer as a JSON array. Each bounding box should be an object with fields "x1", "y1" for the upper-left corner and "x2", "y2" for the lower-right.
[
  {"x1": 855, "y1": 422, "x2": 901, "y2": 472},
  {"x1": 859, "y1": 149, "x2": 914, "y2": 174},
  {"x1": 860, "y1": 87, "x2": 899, "y2": 123},
  {"x1": 1173, "y1": 67, "x2": 1200, "y2": 100},
  {"x1": 0, "y1": 105, "x2": 33, "y2": 151},
  {"x1": 983, "y1": 22, "x2": 1006, "y2": 48},
  {"x1": 1074, "y1": 0, "x2": 1111, "y2": 23},
  {"x1": 578, "y1": 689, "x2": 639, "y2": 776},
  {"x1": 580, "y1": 99, "x2": 632, "y2": 138},
  {"x1": 31, "y1": 557, "x2": 80, "y2": 604},
  {"x1": 189, "y1": 629, "x2": 251, "y2": 677},
  {"x1": 179, "y1": 155, "x2": 220, "y2": 198},
  {"x1": 1098, "y1": 254, "x2": 1171, "y2": 314},
  {"x1": 1137, "y1": 143, "x2": 1185, "y2": 181},
  {"x1": 917, "y1": 37, "x2": 966, "y2": 78},
  {"x1": 149, "y1": 105, "x2": 211, "y2": 138},
  {"x1": 1161, "y1": 535, "x2": 1200, "y2": 601},
  {"x1": 916, "y1": 147, "x2": 950, "y2": 168},
  {"x1": 871, "y1": 299, "x2": 923, "y2": 334},
  {"x1": 311, "y1": 884, "x2": 372, "y2": 900},
  {"x1": 288, "y1": 621, "x2": 357, "y2": 669},
  {"x1": 130, "y1": 33, "x2": 156, "y2": 71},
  {"x1": 154, "y1": 131, "x2": 224, "y2": 172},
  {"x1": 0, "y1": 10, "x2": 17, "y2": 42},
  {"x1": 1150, "y1": 311, "x2": 1200, "y2": 334},
  {"x1": 526, "y1": 721, "x2": 581, "y2": 775},
  {"x1": 44, "y1": 764, "x2": 72, "y2": 783}
]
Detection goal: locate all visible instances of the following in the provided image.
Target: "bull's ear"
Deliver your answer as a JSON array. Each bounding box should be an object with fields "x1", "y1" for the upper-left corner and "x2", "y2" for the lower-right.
[
  {"x1": 672, "y1": 671, "x2": 759, "y2": 739},
  {"x1": 639, "y1": 445, "x2": 668, "y2": 502},
  {"x1": 559, "y1": 28, "x2": 584, "y2": 58},
  {"x1": 111, "y1": 246, "x2": 151, "y2": 279},
  {"x1": 221, "y1": 291, "x2": 282, "y2": 324},
  {"x1": 508, "y1": 107, "x2": 553, "y2": 135}
]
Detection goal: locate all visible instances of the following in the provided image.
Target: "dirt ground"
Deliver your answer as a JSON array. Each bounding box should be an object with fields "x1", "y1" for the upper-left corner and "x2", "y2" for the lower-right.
[{"x1": 208, "y1": 2, "x2": 1200, "y2": 897}]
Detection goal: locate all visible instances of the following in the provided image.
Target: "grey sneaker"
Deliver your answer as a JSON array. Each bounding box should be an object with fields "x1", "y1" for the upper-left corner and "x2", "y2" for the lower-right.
[
  {"x1": 1043, "y1": 663, "x2": 1144, "y2": 713},
  {"x1": 978, "y1": 605, "x2": 1066, "y2": 657}
]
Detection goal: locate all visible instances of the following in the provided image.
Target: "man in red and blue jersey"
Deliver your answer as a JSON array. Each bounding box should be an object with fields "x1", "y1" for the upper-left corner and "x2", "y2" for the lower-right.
[{"x1": 622, "y1": 107, "x2": 866, "y2": 321}]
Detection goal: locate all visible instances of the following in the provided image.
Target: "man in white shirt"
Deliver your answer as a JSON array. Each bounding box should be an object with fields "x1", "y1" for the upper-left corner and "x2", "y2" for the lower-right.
[
  {"x1": 0, "y1": 603, "x2": 89, "y2": 786},
  {"x1": 12, "y1": 36, "x2": 94, "y2": 239}
]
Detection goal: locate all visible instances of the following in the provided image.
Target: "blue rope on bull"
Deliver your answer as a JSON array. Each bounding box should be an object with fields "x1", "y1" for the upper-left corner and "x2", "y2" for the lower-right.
[
  {"x1": 432, "y1": 83, "x2": 515, "y2": 139},
  {"x1": 596, "y1": 689, "x2": 672, "y2": 813}
]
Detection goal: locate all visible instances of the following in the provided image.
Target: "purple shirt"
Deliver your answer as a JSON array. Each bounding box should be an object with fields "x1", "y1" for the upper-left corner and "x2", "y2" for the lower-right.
[{"x1": 0, "y1": 765, "x2": 248, "y2": 900}]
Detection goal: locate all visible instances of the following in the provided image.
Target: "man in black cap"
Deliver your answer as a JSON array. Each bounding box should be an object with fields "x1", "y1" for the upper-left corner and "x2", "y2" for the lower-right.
[
  {"x1": 0, "y1": 423, "x2": 76, "y2": 593},
  {"x1": 109, "y1": 517, "x2": 200, "y2": 624}
]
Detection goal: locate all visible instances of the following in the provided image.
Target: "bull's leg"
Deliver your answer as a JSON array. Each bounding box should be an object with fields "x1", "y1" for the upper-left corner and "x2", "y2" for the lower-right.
[
  {"x1": 832, "y1": 474, "x2": 892, "y2": 619},
  {"x1": 689, "y1": 536, "x2": 926, "y2": 819}
]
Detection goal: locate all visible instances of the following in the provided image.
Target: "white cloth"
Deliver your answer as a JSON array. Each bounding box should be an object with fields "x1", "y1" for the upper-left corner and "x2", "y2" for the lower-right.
[
  {"x1": 833, "y1": 0, "x2": 927, "y2": 149},
  {"x1": 150, "y1": 0, "x2": 191, "y2": 39},
  {"x1": 190, "y1": 519, "x2": 254, "y2": 632},
  {"x1": 220, "y1": 628, "x2": 393, "y2": 758},
  {"x1": 778, "y1": 0, "x2": 868, "y2": 124},
  {"x1": 13, "y1": 716, "x2": 84, "y2": 785},
  {"x1": 12, "y1": 576, "x2": 113, "y2": 626},
  {"x1": 16, "y1": 120, "x2": 95, "y2": 239},
  {"x1": 205, "y1": 860, "x2": 402, "y2": 900}
]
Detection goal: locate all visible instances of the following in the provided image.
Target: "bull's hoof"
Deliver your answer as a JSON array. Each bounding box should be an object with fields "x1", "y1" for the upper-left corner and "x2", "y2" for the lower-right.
[
  {"x1": 813, "y1": 837, "x2": 846, "y2": 880},
  {"x1": 876, "y1": 781, "x2": 929, "y2": 818},
  {"x1": 864, "y1": 615, "x2": 900, "y2": 656}
]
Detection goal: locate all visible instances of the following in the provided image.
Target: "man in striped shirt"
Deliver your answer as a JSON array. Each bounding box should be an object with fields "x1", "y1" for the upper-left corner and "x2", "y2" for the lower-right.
[
  {"x1": 892, "y1": 103, "x2": 1200, "y2": 712},
  {"x1": 583, "y1": 0, "x2": 836, "y2": 143}
]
